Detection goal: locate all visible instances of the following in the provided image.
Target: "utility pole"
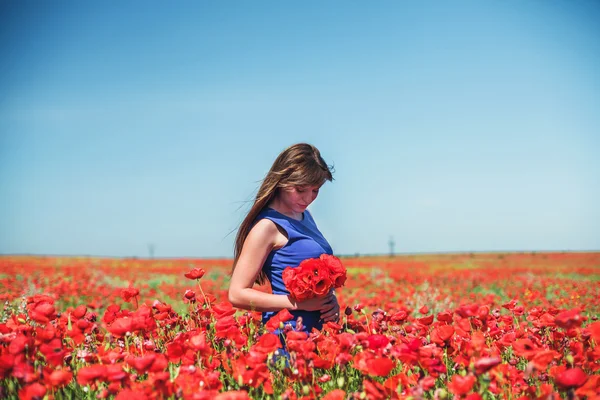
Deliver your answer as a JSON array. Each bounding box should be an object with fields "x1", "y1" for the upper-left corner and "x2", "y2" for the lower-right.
[
  {"x1": 388, "y1": 236, "x2": 395, "y2": 257},
  {"x1": 148, "y1": 243, "x2": 155, "y2": 259}
]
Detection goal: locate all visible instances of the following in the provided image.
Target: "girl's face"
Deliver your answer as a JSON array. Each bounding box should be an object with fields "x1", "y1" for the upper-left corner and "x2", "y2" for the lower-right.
[{"x1": 279, "y1": 184, "x2": 321, "y2": 214}]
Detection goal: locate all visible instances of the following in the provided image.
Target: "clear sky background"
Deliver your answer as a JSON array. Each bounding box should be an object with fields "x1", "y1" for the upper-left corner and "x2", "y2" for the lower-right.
[{"x1": 1, "y1": 1, "x2": 599, "y2": 258}]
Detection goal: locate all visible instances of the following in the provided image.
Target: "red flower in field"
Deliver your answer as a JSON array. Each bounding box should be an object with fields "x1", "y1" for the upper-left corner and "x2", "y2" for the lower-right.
[
  {"x1": 420, "y1": 376, "x2": 436, "y2": 391},
  {"x1": 183, "y1": 289, "x2": 196, "y2": 303},
  {"x1": 419, "y1": 305, "x2": 429, "y2": 314},
  {"x1": 390, "y1": 310, "x2": 408, "y2": 323},
  {"x1": 530, "y1": 350, "x2": 559, "y2": 370},
  {"x1": 105, "y1": 363, "x2": 127, "y2": 382},
  {"x1": 588, "y1": 321, "x2": 600, "y2": 342},
  {"x1": 72, "y1": 304, "x2": 87, "y2": 319},
  {"x1": 47, "y1": 369, "x2": 73, "y2": 387},
  {"x1": 448, "y1": 374, "x2": 476, "y2": 395},
  {"x1": 265, "y1": 309, "x2": 294, "y2": 332},
  {"x1": 555, "y1": 309, "x2": 583, "y2": 330},
  {"x1": 8, "y1": 334, "x2": 32, "y2": 355},
  {"x1": 127, "y1": 354, "x2": 157, "y2": 374},
  {"x1": 29, "y1": 302, "x2": 57, "y2": 324},
  {"x1": 555, "y1": 368, "x2": 588, "y2": 389},
  {"x1": 184, "y1": 268, "x2": 205, "y2": 280},
  {"x1": 473, "y1": 357, "x2": 501, "y2": 375},
  {"x1": 0, "y1": 354, "x2": 15, "y2": 379},
  {"x1": 19, "y1": 382, "x2": 46, "y2": 400},
  {"x1": 108, "y1": 317, "x2": 133, "y2": 337},
  {"x1": 575, "y1": 375, "x2": 600, "y2": 399},
  {"x1": 322, "y1": 389, "x2": 346, "y2": 400},
  {"x1": 40, "y1": 338, "x2": 66, "y2": 367},
  {"x1": 253, "y1": 333, "x2": 281, "y2": 354},
  {"x1": 355, "y1": 352, "x2": 395, "y2": 377},
  {"x1": 417, "y1": 314, "x2": 434, "y2": 326},
  {"x1": 437, "y1": 311, "x2": 453, "y2": 322},
  {"x1": 214, "y1": 391, "x2": 251, "y2": 400},
  {"x1": 512, "y1": 338, "x2": 538, "y2": 358},
  {"x1": 76, "y1": 364, "x2": 107, "y2": 385},
  {"x1": 502, "y1": 299, "x2": 518, "y2": 311},
  {"x1": 103, "y1": 304, "x2": 121, "y2": 324},
  {"x1": 367, "y1": 358, "x2": 394, "y2": 376},
  {"x1": 363, "y1": 378, "x2": 397, "y2": 400},
  {"x1": 121, "y1": 286, "x2": 139, "y2": 303},
  {"x1": 115, "y1": 389, "x2": 149, "y2": 400},
  {"x1": 188, "y1": 332, "x2": 211, "y2": 355},
  {"x1": 430, "y1": 325, "x2": 454, "y2": 345},
  {"x1": 366, "y1": 334, "x2": 390, "y2": 350}
]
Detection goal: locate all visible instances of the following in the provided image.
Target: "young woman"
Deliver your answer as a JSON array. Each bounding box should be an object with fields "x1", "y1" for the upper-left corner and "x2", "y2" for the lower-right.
[{"x1": 228, "y1": 143, "x2": 340, "y2": 333}]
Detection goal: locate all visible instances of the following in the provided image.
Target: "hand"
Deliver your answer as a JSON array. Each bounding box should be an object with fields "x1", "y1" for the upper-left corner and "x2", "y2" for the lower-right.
[
  {"x1": 292, "y1": 293, "x2": 335, "y2": 312},
  {"x1": 320, "y1": 292, "x2": 340, "y2": 323}
]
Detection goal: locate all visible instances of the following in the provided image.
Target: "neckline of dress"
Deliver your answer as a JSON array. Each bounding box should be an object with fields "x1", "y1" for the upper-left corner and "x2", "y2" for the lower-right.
[{"x1": 266, "y1": 207, "x2": 305, "y2": 222}]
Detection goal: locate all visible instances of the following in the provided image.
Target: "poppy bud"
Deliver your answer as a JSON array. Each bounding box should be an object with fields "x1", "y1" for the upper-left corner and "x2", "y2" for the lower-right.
[
  {"x1": 184, "y1": 290, "x2": 196, "y2": 301},
  {"x1": 435, "y1": 388, "x2": 448, "y2": 399},
  {"x1": 344, "y1": 307, "x2": 352, "y2": 316},
  {"x1": 337, "y1": 377, "x2": 345, "y2": 388},
  {"x1": 302, "y1": 386, "x2": 310, "y2": 395},
  {"x1": 566, "y1": 354, "x2": 574, "y2": 365}
]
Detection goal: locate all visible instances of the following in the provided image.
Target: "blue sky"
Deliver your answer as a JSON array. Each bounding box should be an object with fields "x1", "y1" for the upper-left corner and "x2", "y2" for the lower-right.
[{"x1": 1, "y1": 1, "x2": 599, "y2": 257}]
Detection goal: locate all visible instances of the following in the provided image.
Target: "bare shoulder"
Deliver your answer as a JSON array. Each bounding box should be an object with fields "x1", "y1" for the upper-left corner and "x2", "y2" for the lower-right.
[
  {"x1": 247, "y1": 218, "x2": 288, "y2": 250},
  {"x1": 247, "y1": 218, "x2": 280, "y2": 245}
]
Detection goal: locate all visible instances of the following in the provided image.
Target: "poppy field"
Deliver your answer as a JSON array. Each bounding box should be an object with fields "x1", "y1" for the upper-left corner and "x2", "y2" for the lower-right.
[{"x1": 1, "y1": 252, "x2": 599, "y2": 399}]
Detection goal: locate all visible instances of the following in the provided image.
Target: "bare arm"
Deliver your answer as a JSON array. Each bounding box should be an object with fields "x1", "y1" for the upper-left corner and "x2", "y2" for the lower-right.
[
  {"x1": 228, "y1": 219, "x2": 298, "y2": 312},
  {"x1": 228, "y1": 219, "x2": 333, "y2": 313}
]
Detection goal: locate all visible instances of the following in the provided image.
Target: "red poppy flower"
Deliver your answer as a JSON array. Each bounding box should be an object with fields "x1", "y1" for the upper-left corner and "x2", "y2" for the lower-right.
[
  {"x1": 448, "y1": 374, "x2": 476, "y2": 395},
  {"x1": 431, "y1": 325, "x2": 455, "y2": 344},
  {"x1": 322, "y1": 389, "x2": 346, "y2": 400},
  {"x1": 555, "y1": 309, "x2": 583, "y2": 330},
  {"x1": 19, "y1": 382, "x2": 46, "y2": 400},
  {"x1": 586, "y1": 321, "x2": 600, "y2": 342},
  {"x1": 127, "y1": 354, "x2": 157, "y2": 374},
  {"x1": 72, "y1": 304, "x2": 87, "y2": 319},
  {"x1": 115, "y1": 389, "x2": 149, "y2": 400},
  {"x1": 555, "y1": 368, "x2": 588, "y2": 389},
  {"x1": 76, "y1": 364, "x2": 107, "y2": 385},
  {"x1": 265, "y1": 308, "x2": 294, "y2": 332},
  {"x1": 253, "y1": 333, "x2": 281, "y2": 354},
  {"x1": 473, "y1": 357, "x2": 501, "y2": 375},
  {"x1": 366, "y1": 357, "x2": 394, "y2": 377},
  {"x1": 47, "y1": 369, "x2": 73, "y2": 387},
  {"x1": 214, "y1": 391, "x2": 251, "y2": 400},
  {"x1": 107, "y1": 317, "x2": 133, "y2": 337},
  {"x1": 530, "y1": 350, "x2": 559, "y2": 370},
  {"x1": 184, "y1": 268, "x2": 205, "y2": 280},
  {"x1": 366, "y1": 334, "x2": 390, "y2": 350},
  {"x1": 121, "y1": 287, "x2": 139, "y2": 302},
  {"x1": 283, "y1": 255, "x2": 346, "y2": 301}
]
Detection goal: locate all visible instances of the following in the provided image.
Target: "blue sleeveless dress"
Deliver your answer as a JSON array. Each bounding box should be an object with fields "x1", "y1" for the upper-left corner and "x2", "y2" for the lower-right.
[{"x1": 255, "y1": 207, "x2": 333, "y2": 333}]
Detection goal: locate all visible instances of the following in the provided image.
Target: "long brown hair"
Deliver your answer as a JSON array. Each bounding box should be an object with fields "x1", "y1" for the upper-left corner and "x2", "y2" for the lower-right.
[{"x1": 232, "y1": 143, "x2": 334, "y2": 284}]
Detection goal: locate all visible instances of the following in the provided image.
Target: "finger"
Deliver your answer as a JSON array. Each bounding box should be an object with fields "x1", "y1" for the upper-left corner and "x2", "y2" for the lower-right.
[
  {"x1": 321, "y1": 305, "x2": 339, "y2": 318},
  {"x1": 322, "y1": 309, "x2": 340, "y2": 322},
  {"x1": 320, "y1": 303, "x2": 335, "y2": 313}
]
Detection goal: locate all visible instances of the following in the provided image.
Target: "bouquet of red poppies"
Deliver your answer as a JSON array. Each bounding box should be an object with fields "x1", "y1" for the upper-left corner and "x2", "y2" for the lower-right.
[{"x1": 282, "y1": 254, "x2": 347, "y2": 301}]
